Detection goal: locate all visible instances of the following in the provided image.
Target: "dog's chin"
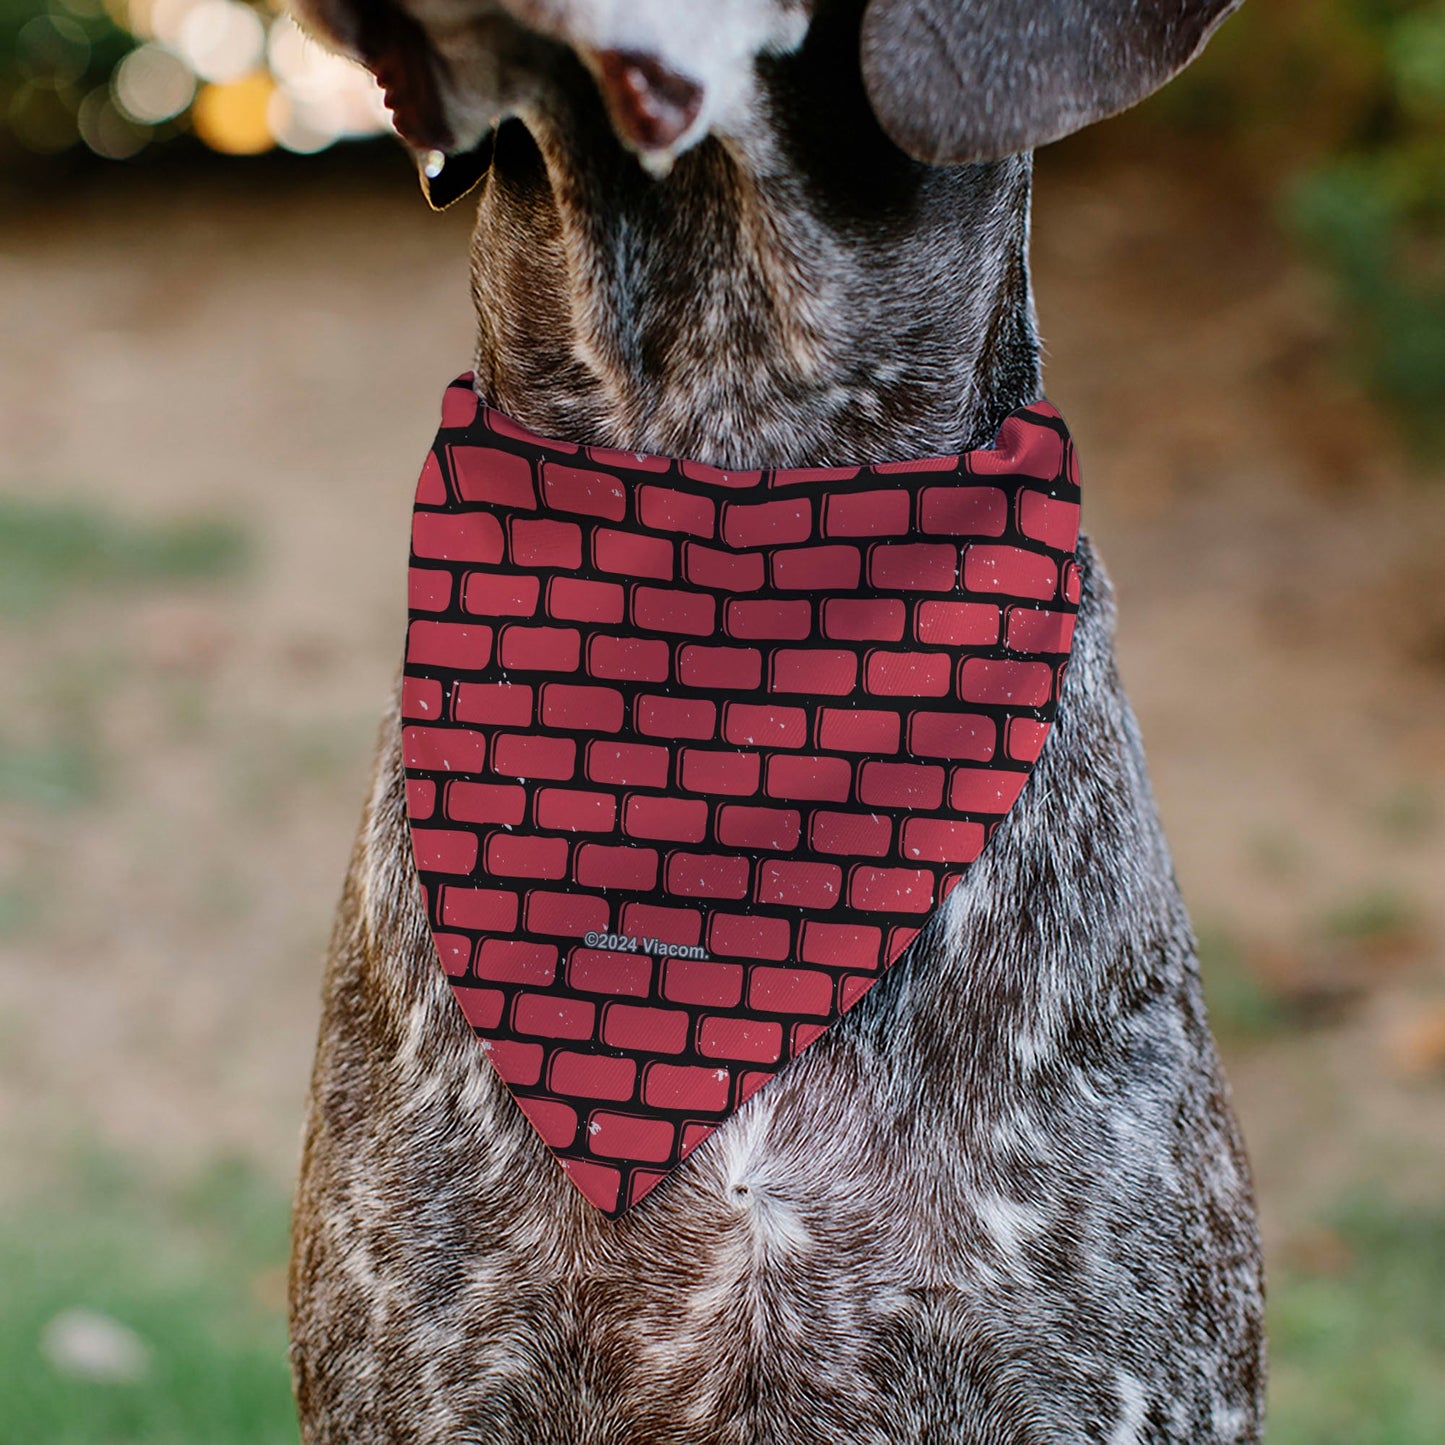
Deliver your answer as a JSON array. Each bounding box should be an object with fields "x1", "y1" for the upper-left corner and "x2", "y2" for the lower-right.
[{"x1": 416, "y1": 132, "x2": 496, "y2": 209}]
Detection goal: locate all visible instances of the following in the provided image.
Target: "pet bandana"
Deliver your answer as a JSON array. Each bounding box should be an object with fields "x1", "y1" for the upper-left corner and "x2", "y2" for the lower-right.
[{"x1": 403, "y1": 374, "x2": 1081, "y2": 1215}]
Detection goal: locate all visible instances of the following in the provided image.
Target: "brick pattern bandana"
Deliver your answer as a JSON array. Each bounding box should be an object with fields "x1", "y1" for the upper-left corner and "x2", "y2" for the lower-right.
[{"x1": 402, "y1": 374, "x2": 1082, "y2": 1215}]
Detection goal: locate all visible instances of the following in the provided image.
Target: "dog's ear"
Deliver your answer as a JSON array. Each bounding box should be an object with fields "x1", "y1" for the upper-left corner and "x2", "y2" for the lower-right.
[{"x1": 860, "y1": 0, "x2": 1244, "y2": 164}]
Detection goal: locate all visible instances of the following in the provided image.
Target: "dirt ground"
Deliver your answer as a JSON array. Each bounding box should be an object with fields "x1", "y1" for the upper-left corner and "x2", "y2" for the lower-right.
[{"x1": 1, "y1": 140, "x2": 1442, "y2": 1266}]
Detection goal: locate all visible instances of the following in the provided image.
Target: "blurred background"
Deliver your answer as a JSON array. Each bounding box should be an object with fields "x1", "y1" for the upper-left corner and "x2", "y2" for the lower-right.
[{"x1": 1, "y1": 1, "x2": 1442, "y2": 1440}]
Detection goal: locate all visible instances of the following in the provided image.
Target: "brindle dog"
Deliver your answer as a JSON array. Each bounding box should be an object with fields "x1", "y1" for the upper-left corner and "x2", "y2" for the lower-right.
[{"x1": 286, "y1": 2, "x2": 1265, "y2": 1440}]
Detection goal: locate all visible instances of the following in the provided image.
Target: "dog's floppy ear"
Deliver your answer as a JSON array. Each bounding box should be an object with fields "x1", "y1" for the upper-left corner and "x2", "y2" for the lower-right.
[{"x1": 860, "y1": 0, "x2": 1244, "y2": 164}]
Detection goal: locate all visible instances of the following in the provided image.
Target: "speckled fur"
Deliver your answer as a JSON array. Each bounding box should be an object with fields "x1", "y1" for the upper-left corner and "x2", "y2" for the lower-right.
[{"x1": 289, "y1": 2, "x2": 1265, "y2": 1439}]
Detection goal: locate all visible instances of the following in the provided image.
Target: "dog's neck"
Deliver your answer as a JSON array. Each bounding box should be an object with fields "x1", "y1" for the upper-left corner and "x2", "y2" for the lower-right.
[{"x1": 465, "y1": 42, "x2": 1041, "y2": 471}]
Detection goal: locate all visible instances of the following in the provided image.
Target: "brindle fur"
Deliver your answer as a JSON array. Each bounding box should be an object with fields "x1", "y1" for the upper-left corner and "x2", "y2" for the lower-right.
[{"x1": 288, "y1": 2, "x2": 1265, "y2": 1439}]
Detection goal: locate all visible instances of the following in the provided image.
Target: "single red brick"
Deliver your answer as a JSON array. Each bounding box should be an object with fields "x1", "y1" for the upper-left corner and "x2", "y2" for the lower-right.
[
  {"x1": 665, "y1": 852, "x2": 751, "y2": 900},
  {"x1": 525, "y1": 891, "x2": 609, "y2": 937},
  {"x1": 1006, "y1": 717, "x2": 1052, "y2": 763},
  {"x1": 487, "y1": 1038, "x2": 545, "y2": 1085},
  {"x1": 516, "y1": 1096, "x2": 578, "y2": 1149},
  {"x1": 663, "y1": 957, "x2": 745, "y2": 1008},
  {"x1": 716, "y1": 804, "x2": 801, "y2": 852},
  {"x1": 548, "y1": 1051, "x2": 637, "y2": 1101},
  {"x1": 402, "y1": 677, "x2": 443, "y2": 720},
  {"x1": 441, "y1": 886, "x2": 519, "y2": 930},
  {"x1": 587, "y1": 635, "x2": 672, "y2": 683},
  {"x1": 404, "y1": 726, "x2": 487, "y2": 774},
  {"x1": 868, "y1": 542, "x2": 958, "y2": 592},
  {"x1": 799, "y1": 920, "x2": 883, "y2": 969},
  {"x1": 677, "y1": 645, "x2": 763, "y2": 690},
  {"x1": 574, "y1": 844, "x2": 658, "y2": 891},
  {"x1": 546, "y1": 576, "x2": 625, "y2": 624},
  {"x1": 485, "y1": 834, "x2": 569, "y2": 879},
  {"x1": 908, "y1": 711, "x2": 997, "y2": 762},
  {"x1": 857, "y1": 760, "x2": 945, "y2": 809},
  {"x1": 682, "y1": 544, "x2": 765, "y2": 592},
  {"x1": 535, "y1": 788, "x2": 617, "y2": 834},
  {"x1": 568, "y1": 946, "x2": 654, "y2": 997},
  {"x1": 416, "y1": 452, "x2": 447, "y2": 504},
  {"x1": 452, "y1": 681, "x2": 533, "y2": 727},
  {"x1": 772, "y1": 464, "x2": 861, "y2": 485},
  {"x1": 1017, "y1": 491, "x2": 1080, "y2": 552},
  {"x1": 623, "y1": 795, "x2": 709, "y2": 843},
  {"x1": 915, "y1": 600, "x2": 1000, "y2": 646},
  {"x1": 473, "y1": 938, "x2": 559, "y2": 986},
  {"x1": 455, "y1": 985, "x2": 505, "y2": 1030},
  {"x1": 697, "y1": 1017, "x2": 783, "y2": 1064},
  {"x1": 463, "y1": 572, "x2": 540, "y2": 617},
  {"x1": 541, "y1": 683, "x2": 625, "y2": 733},
  {"x1": 642, "y1": 1062, "x2": 731, "y2": 1113},
  {"x1": 593, "y1": 527, "x2": 675, "y2": 579},
  {"x1": 639, "y1": 486, "x2": 716, "y2": 537},
  {"x1": 722, "y1": 702, "x2": 807, "y2": 749},
  {"x1": 413, "y1": 511, "x2": 504, "y2": 563},
  {"x1": 865, "y1": 650, "x2": 952, "y2": 697},
  {"x1": 900, "y1": 817, "x2": 987, "y2": 864},
  {"x1": 587, "y1": 740, "x2": 670, "y2": 789},
  {"x1": 771, "y1": 649, "x2": 858, "y2": 695},
  {"x1": 406, "y1": 778, "x2": 435, "y2": 820},
  {"x1": 602, "y1": 1002, "x2": 691, "y2": 1054},
  {"x1": 1062, "y1": 560, "x2": 1082, "y2": 605},
  {"x1": 707, "y1": 912, "x2": 792, "y2": 960},
  {"x1": 587, "y1": 1110, "x2": 677, "y2": 1163},
  {"x1": 950, "y1": 767, "x2": 1029, "y2": 814},
  {"x1": 757, "y1": 859, "x2": 844, "y2": 908},
  {"x1": 957, "y1": 658, "x2": 1053, "y2": 707},
  {"x1": 721, "y1": 496, "x2": 812, "y2": 548},
  {"x1": 448, "y1": 445, "x2": 537, "y2": 508},
  {"x1": 620, "y1": 901, "x2": 703, "y2": 946},
  {"x1": 498, "y1": 625, "x2": 581, "y2": 673},
  {"x1": 680, "y1": 1122, "x2": 719, "y2": 1156},
  {"x1": 771, "y1": 544, "x2": 862, "y2": 591},
  {"x1": 888, "y1": 925, "x2": 922, "y2": 964},
  {"x1": 748, "y1": 966, "x2": 835, "y2": 1017},
  {"x1": 876, "y1": 453, "x2": 957, "y2": 474},
  {"x1": 725, "y1": 599, "x2": 812, "y2": 640},
  {"x1": 408, "y1": 567, "x2": 452, "y2": 612},
  {"x1": 962, "y1": 544, "x2": 1058, "y2": 600},
  {"x1": 919, "y1": 484, "x2": 1008, "y2": 537},
  {"x1": 793, "y1": 1021, "x2": 830, "y2": 1053},
  {"x1": 679, "y1": 460, "x2": 763, "y2": 487},
  {"x1": 736, "y1": 1071, "x2": 773, "y2": 1105},
  {"x1": 446, "y1": 781, "x2": 526, "y2": 826},
  {"x1": 839, "y1": 974, "x2": 876, "y2": 1012},
  {"x1": 407, "y1": 621, "x2": 493, "y2": 670},
  {"x1": 431, "y1": 932, "x2": 472, "y2": 977},
  {"x1": 561, "y1": 1158, "x2": 621, "y2": 1212},
  {"x1": 541, "y1": 462, "x2": 627, "y2": 520},
  {"x1": 440, "y1": 386, "x2": 477, "y2": 430},
  {"x1": 821, "y1": 488, "x2": 912, "y2": 536},
  {"x1": 849, "y1": 865, "x2": 937, "y2": 913},
  {"x1": 821, "y1": 598, "x2": 906, "y2": 641},
  {"x1": 679, "y1": 749, "x2": 760, "y2": 797},
  {"x1": 1004, "y1": 606, "x2": 1076, "y2": 653},
  {"x1": 510, "y1": 518, "x2": 582, "y2": 570},
  {"x1": 632, "y1": 586, "x2": 716, "y2": 636},
  {"x1": 492, "y1": 733, "x2": 576, "y2": 780},
  {"x1": 815, "y1": 708, "x2": 901, "y2": 754},
  {"x1": 512, "y1": 993, "x2": 596, "y2": 1040},
  {"x1": 584, "y1": 444, "x2": 669, "y2": 474},
  {"x1": 636, "y1": 695, "x2": 717, "y2": 741},
  {"x1": 809, "y1": 810, "x2": 893, "y2": 857},
  {"x1": 765, "y1": 754, "x2": 852, "y2": 802}
]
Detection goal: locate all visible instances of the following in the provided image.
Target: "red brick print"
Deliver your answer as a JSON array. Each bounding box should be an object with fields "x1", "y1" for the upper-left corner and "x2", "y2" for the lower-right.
[
  {"x1": 593, "y1": 527, "x2": 674, "y2": 579},
  {"x1": 722, "y1": 497, "x2": 812, "y2": 548},
  {"x1": 633, "y1": 586, "x2": 716, "y2": 636},
  {"x1": 402, "y1": 677, "x2": 443, "y2": 720},
  {"x1": 757, "y1": 859, "x2": 843, "y2": 908},
  {"x1": 915, "y1": 600, "x2": 1001, "y2": 646},
  {"x1": 602, "y1": 1003, "x2": 691, "y2": 1054},
  {"x1": 1006, "y1": 718, "x2": 1052, "y2": 763},
  {"x1": 887, "y1": 925, "x2": 922, "y2": 963},
  {"x1": 413, "y1": 510, "x2": 504, "y2": 563},
  {"x1": 516, "y1": 1096, "x2": 578, "y2": 1149},
  {"x1": 588, "y1": 1111, "x2": 676, "y2": 1163},
  {"x1": 962, "y1": 544, "x2": 1058, "y2": 600},
  {"x1": 792, "y1": 1021, "x2": 830, "y2": 1052},
  {"x1": 679, "y1": 749, "x2": 760, "y2": 796},
  {"x1": 971, "y1": 412, "x2": 1063, "y2": 479},
  {"x1": 771, "y1": 464, "x2": 861, "y2": 486},
  {"x1": 680, "y1": 1122, "x2": 717, "y2": 1155},
  {"x1": 722, "y1": 702, "x2": 807, "y2": 749},
  {"x1": 839, "y1": 975, "x2": 875, "y2": 1012},
  {"x1": 766, "y1": 754, "x2": 852, "y2": 802},
  {"x1": 857, "y1": 760, "x2": 945, "y2": 809},
  {"x1": 446, "y1": 781, "x2": 526, "y2": 826},
  {"x1": 585, "y1": 443, "x2": 670, "y2": 474},
  {"x1": 587, "y1": 741, "x2": 670, "y2": 789},
  {"x1": 1005, "y1": 606, "x2": 1076, "y2": 653},
  {"x1": 919, "y1": 485, "x2": 1008, "y2": 537},
  {"x1": 749, "y1": 966, "x2": 835, "y2": 1017},
  {"x1": 408, "y1": 621, "x2": 492, "y2": 669},
  {"x1": 821, "y1": 488, "x2": 912, "y2": 536},
  {"x1": 546, "y1": 577, "x2": 625, "y2": 624},
  {"x1": 623, "y1": 795, "x2": 708, "y2": 843},
  {"x1": 440, "y1": 385, "x2": 477, "y2": 429},
  {"x1": 574, "y1": 845, "x2": 659, "y2": 891},
  {"x1": 637, "y1": 695, "x2": 717, "y2": 741},
  {"x1": 1063, "y1": 560, "x2": 1082, "y2": 605},
  {"x1": 568, "y1": 947, "x2": 653, "y2": 997},
  {"x1": 900, "y1": 817, "x2": 986, "y2": 864},
  {"x1": 541, "y1": 462, "x2": 627, "y2": 520},
  {"x1": 663, "y1": 957, "x2": 744, "y2": 1008},
  {"x1": 498, "y1": 625, "x2": 580, "y2": 672},
  {"x1": 665, "y1": 852, "x2": 750, "y2": 900},
  {"x1": 487, "y1": 1039, "x2": 545, "y2": 1086},
  {"x1": 473, "y1": 939, "x2": 558, "y2": 986},
  {"x1": 463, "y1": 572, "x2": 540, "y2": 617},
  {"x1": 849, "y1": 865, "x2": 937, "y2": 914},
  {"x1": 864, "y1": 650, "x2": 952, "y2": 697},
  {"x1": 799, "y1": 920, "x2": 883, "y2": 969},
  {"x1": 406, "y1": 778, "x2": 435, "y2": 820},
  {"x1": 708, "y1": 912, "x2": 792, "y2": 961},
  {"x1": 587, "y1": 635, "x2": 672, "y2": 683},
  {"x1": 639, "y1": 486, "x2": 716, "y2": 537},
  {"x1": 408, "y1": 567, "x2": 451, "y2": 612},
  {"x1": 771, "y1": 649, "x2": 858, "y2": 695},
  {"x1": 958, "y1": 657, "x2": 1053, "y2": 707},
  {"x1": 950, "y1": 767, "x2": 1029, "y2": 814},
  {"x1": 1017, "y1": 491, "x2": 1080, "y2": 552},
  {"x1": 525, "y1": 891, "x2": 609, "y2": 937},
  {"x1": 535, "y1": 788, "x2": 616, "y2": 834},
  {"x1": 449, "y1": 445, "x2": 536, "y2": 508},
  {"x1": 908, "y1": 711, "x2": 996, "y2": 762},
  {"x1": 485, "y1": 834, "x2": 569, "y2": 880},
  {"x1": 682, "y1": 544, "x2": 765, "y2": 592},
  {"x1": 724, "y1": 598, "x2": 811, "y2": 640},
  {"x1": 548, "y1": 1051, "x2": 637, "y2": 1101},
  {"x1": 453, "y1": 681, "x2": 533, "y2": 727},
  {"x1": 541, "y1": 683, "x2": 624, "y2": 734},
  {"x1": 809, "y1": 810, "x2": 893, "y2": 857},
  {"x1": 821, "y1": 598, "x2": 906, "y2": 641},
  {"x1": 642, "y1": 1063, "x2": 731, "y2": 1113},
  {"x1": 455, "y1": 985, "x2": 505, "y2": 1031},
  {"x1": 876, "y1": 453, "x2": 957, "y2": 474},
  {"x1": 431, "y1": 932, "x2": 472, "y2": 977},
  {"x1": 441, "y1": 886, "x2": 519, "y2": 931},
  {"x1": 620, "y1": 902, "x2": 704, "y2": 946},
  {"x1": 679, "y1": 460, "x2": 762, "y2": 488},
  {"x1": 736, "y1": 1072, "x2": 773, "y2": 1105},
  {"x1": 417, "y1": 452, "x2": 447, "y2": 504},
  {"x1": 815, "y1": 708, "x2": 901, "y2": 754},
  {"x1": 561, "y1": 1158, "x2": 620, "y2": 1212},
  {"x1": 771, "y1": 544, "x2": 862, "y2": 591},
  {"x1": 715, "y1": 805, "x2": 801, "y2": 852},
  {"x1": 868, "y1": 542, "x2": 958, "y2": 591},
  {"x1": 512, "y1": 993, "x2": 596, "y2": 1041},
  {"x1": 404, "y1": 726, "x2": 487, "y2": 774},
  {"x1": 492, "y1": 733, "x2": 576, "y2": 780},
  {"x1": 698, "y1": 1017, "x2": 783, "y2": 1064},
  {"x1": 677, "y1": 645, "x2": 762, "y2": 690}
]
